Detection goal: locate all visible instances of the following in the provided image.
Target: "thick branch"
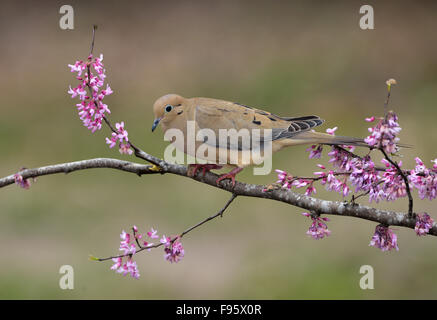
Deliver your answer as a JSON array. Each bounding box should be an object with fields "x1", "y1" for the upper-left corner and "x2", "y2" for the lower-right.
[
  {"x1": 0, "y1": 158, "x2": 159, "y2": 188},
  {"x1": 1, "y1": 156, "x2": 433, "y2": 236}
]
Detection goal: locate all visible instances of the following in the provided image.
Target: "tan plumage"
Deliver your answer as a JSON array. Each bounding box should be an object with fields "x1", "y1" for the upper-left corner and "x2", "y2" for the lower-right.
[{"x1": 151, "y1": 94, "x2": 365, "y2": 185}]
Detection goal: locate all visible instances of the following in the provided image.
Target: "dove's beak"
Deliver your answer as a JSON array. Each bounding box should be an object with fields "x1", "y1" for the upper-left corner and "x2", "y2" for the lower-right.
[{"x1": 151, "y1": 118, "x2": 161, "y2": 132}]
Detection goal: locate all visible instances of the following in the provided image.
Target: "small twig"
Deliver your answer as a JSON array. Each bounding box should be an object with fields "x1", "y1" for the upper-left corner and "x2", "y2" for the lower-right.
[
  {"x1": 97, "y1": 193, "x2": 238, "y2": 261},
  {"x1": 89, "y1": 25, "x2": 97, "y2": 56},
  {"x1": 179, "y1": 193, "x2": 238, "y2": 237},
  {"x1": 132, "y1": 227, "x2": 143, "y2": 249},
  {"x1": 384, "y1": 90, "x2": 391, "y2": 117},
  {"x1": 380, "y1": 148, "x2": 414, "y2": 217}
]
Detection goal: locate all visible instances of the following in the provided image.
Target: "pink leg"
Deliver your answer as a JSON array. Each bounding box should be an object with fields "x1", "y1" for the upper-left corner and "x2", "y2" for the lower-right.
[
  {"x1": 215, "y1": 167, "x2": 244, "y2": 187},
  {"x1": 188, "y1": 164, "x2": 223, "y2": 177}
]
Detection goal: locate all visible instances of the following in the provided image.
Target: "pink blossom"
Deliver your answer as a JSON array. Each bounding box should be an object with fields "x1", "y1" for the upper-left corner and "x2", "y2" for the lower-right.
[
  {"x1": 160, "y1": 235, "x2": 171, "y2": 246},
  {"x1": 369, "y1": 224, "x2": 399, "y2": 251},
  {"x1": 378, "y1": 159, "x2": 407, "y2": 202},
  {"x1": 119, "y1": 143, "x2": 133, "y2": 155},
  {"x1": 365, "y1": 116, "x2": 375, "y2": 122},
  {"x1": 409, "y1": 157, "x2": 437, "y2": 201},
  {"x1": 328, "y1": 146, "x2": 354, "y2": 171},
  {"x1": 302, "y1": 212, "x2": 331, "y2": 240},
  {"x1": 14, "y1": 173, "x2": 31, "y2": 189},
  {"x1": 432, "y1": 159, "x2": 437, "y2": 171},
  {"x1": 112, "y1": 257, "x2": 140, "y2": 279},
  {"x1": 104, "y1": 122, "x2": 133, "y2": 155},
  {"x1": 275, "y1": 169, "x2": 293, "y2": 189},
  {"x1": 119, "y1": 230, "x2": 136, "y2": 255},
  {"x1": 306, "y1": 145, "x2": 323, "y2": 159},
  {"x1": 164, "y1": 238, "x2": 185, "y2": 263},
  {"x1": 326, "y1": 127, "x2": 338, "y2": 135},
  {"x1": 105, "y1": 132, "x2": 118, "y2": 148},
  {"x1": 364, "y1": 111, "x2": 401, "y2": 154},
  {"x1": 305, "y1": 184, "x2": 316, "y2": 196},
  {"x1": 110, "y1": 257, "x2": 122, "y2": 271},
  {"x1": 147, "y1": 228, "x2": 159, "y2": 239},
  {"x1": 415, "y1": 213, "x2": 434, "y2": 236},
  {"x1": 349, "y1": 156, "x2": 380, "y2": 194},
  {"x1": 68, "y1": 54, "x2": 114, "y2": 133}
]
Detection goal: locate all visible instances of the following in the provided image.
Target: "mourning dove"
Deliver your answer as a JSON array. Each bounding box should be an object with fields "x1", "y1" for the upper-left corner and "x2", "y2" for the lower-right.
[{"x1": 151, "y1": 94, "x2": 365, "y2": 186}]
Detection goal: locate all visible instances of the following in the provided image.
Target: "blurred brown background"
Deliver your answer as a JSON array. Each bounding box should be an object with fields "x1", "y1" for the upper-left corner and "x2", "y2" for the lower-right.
[{"x1": 1, "y1": 0, "x2": 437, "y2": 299}]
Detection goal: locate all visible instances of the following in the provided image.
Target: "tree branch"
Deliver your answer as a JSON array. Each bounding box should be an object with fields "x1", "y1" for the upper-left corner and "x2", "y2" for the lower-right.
[
  {"x1": 0, "y1": 158, "x2": 160, "y2": 188},
  {"x1": 1, "y1": 153, "x2": 434, "y2": 236}
]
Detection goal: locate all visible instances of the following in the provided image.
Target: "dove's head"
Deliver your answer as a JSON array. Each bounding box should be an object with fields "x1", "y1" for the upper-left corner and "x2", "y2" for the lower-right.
[{"x1": 152, "y1": 94, "x2": 185, "y2": 132}]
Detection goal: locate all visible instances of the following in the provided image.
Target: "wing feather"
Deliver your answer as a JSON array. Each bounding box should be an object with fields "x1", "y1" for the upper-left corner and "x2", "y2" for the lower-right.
[{"x1": 192, "y1": 98, "x2": 324, "y2": 149}]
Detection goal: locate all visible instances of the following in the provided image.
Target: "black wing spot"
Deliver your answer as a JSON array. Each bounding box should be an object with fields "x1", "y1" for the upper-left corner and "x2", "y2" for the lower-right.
[
  {"x1": 252, "y1": 116, "x2": 261, "y2": 125},
  {"x1": 268, "y1": 117, "x2": 277, "y2": 121},
  {"x1": 177, "y1": 110, "x2": 184, "y2": 115}
]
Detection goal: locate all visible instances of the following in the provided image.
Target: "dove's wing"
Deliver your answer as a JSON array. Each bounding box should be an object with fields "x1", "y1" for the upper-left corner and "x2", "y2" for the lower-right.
[{"x1": 191, "y1": 97, "x2": 324, "y2": 150}]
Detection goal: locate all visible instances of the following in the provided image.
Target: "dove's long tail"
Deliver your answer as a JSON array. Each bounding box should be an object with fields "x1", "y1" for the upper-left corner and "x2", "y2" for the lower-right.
[{"x1": 281, "y1": 131, "x2": 368, "y2": 147}]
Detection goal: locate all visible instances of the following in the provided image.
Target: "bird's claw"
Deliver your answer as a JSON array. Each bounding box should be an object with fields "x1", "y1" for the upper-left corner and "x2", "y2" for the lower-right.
[
  {"x1": 188, "y1": 164, "x2": 223, "y2": 177},
  {"x1": 215, "y1": 167, "x2": 243, "y2": 187}
]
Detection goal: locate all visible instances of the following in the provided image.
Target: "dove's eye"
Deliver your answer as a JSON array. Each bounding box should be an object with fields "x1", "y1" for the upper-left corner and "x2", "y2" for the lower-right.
[{"x1": 165, "y1": 105, "x2": 173, "y2": 113}]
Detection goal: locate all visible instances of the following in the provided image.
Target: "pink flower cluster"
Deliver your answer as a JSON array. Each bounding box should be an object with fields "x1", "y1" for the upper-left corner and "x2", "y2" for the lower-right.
[
  {"x1": 111, "y1": 257, "x2": 140, "y2": 279},
  {"x1": 312, "y1": 147, "x2": 409, "y2": 202},
  {"x1": 369, "y1": 224, "x2": 399, "y2": 251},
  {"x1": 68, "y1": 54, "x2": 132, "y2": 155},
  {"x1": 14, "y1": 173, "x2": 31, "y2": 189},
  {"x1": 376, "y1": 158, "x2": 406, "y2": 202},
  {"x1": 302, "y1": 212, "x2": 331, "y2": 239},
  {"x1": 105, "y1": 122, "x2": 133, "y2": 155},
  {"x1": 68, "y1": 54, "x2": 112, "y2": 133},
  {"x1": 160, "y1": 236, "x2": 185, "y2": 263},
  {"x1": 364, "y1": 111, "x2": 401, "y2": 154},
  {"x1": 415, "y1": 213, "x2": 434, "y2": 236},
  {"x1": 275, "y1": 169, "x2": 317, "y2": 196},
  {"x1": 271, "y1": 102, "x2": 436, "y2": 252},
  {"x1": 409, "y1": 157, "x2": 437, "y2": 201},
  {"x1": 306, "y1": 145, "x2": 323, "y2": 159},
  {"x1": 110, "y1": 226, "x2": 185, "y2": 279}
]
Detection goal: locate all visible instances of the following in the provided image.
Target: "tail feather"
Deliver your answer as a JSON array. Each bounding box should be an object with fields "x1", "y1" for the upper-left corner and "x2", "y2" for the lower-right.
[
  {"x1": 282, "y1": 131, "x2": 411, "y2": 149},
  {"x1": 283, "y1": 131, "x2": 367, "y2": 147}
]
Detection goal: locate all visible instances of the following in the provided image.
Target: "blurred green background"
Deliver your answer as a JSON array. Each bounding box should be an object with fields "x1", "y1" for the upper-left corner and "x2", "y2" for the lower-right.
[{"x1": 1, "y1": 0, "x2": 437, "y2": 299}]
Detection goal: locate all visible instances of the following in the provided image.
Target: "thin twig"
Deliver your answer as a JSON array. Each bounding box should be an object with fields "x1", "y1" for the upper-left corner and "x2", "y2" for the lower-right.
[
  {"x1": 89, "y1": 25, "x2": 97, "y2": 56},
  {"x1": 97, "y1": 193, "x2": 238, "y2": 261},
  {"x1": 380, "y1": 148, "x2": 414, "y2": 217}
]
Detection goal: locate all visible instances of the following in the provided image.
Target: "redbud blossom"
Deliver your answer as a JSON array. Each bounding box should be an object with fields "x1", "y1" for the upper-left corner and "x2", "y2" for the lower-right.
[
  {"x1": 306, "y1": 145, "x2": 323, "y2": 159},
  {"x1": 369, "y1": 224, "x2": 399, "y2": 251},
  {"x1": 68, "y1": 54, "x2": 112, "y2": 133},
  {"x1": 415, "y1": 213, "x2": 434, "y2": 236},
  {"x1": 111, "y1": 257, "x2": 140, "y2": 279},
  {"x1": 364, "y1": 111, "x2": 401, "y2": 154},
  {"x1": 409, "y1": 157, "x2": 437, "y2": 201},
  {"x1": 160, "y1": 235, "x2": 185, "y2": 263},
  {"x1": 326, "y1": 127, "x2": 338, "y2": 135},
  {"x1": 14, "y1": 173, "x2": 31, "y2": 189},
  {"x1": 302, "y1": 212, "x2": 331, "y2": 239},
  {"x1": 68, "y1": 54, "x2": 132, "y2": 155}
]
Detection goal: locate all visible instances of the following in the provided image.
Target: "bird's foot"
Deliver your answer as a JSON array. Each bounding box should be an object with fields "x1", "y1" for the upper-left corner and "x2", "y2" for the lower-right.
[
  {"x1": 188, "y1": 164, "x2": 223, "y2": 177},
  {"x1": 215, "y1": 167, "x2": 244, "y2": 187}
]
